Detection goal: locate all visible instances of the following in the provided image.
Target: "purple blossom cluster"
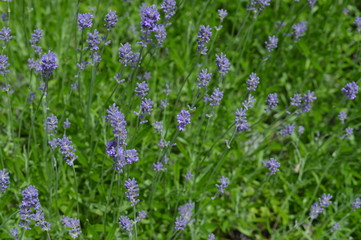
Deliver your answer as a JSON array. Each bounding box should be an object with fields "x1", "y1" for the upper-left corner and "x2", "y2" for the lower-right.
[
  {"x1": 215, "y1": 176, "x2": 229, "y2": 194},
  {"x1": 105, "y1": 104, "x2": 128, "y2": 145},
  {"x1": 29, "y1": 28, "x2": 43, "y2": 55},
  {"x1": 309, "y1": 193, "x2": 333, "y2": 219},
  {"x1": 175, "y1": 201, "x2": 195, "y2": 230},
  {"x1": 247, "y1": 0, "x2": 271, "y2": 11},
  {"x1": 161, "y1": 0, "x2": 177, "y2": 21},
  {"x1": 0, "y1": 27, "x2": 12, "y2": 42},
  {"x1": 177, "y1": 110, "x2": 191, "y2": 131},
  {"x1": 105, "y1": 141, "x2": 139, "y2": 172},
  {"x1": 352, "y1": 198, "x2": 361, "y2": 211},
  {"x1": 263, "y1": 158, "x2": 280, "y2": 175},
  {"x1": 290, "y1": 90, "x2": 317, "y2": 113},
  {"x1": 197, "y1": 69, "x2": 212, "y2": 89},
  {"x1": 279, "y1": 124, "x2": 295, "y2": 137},
  {"x1": 104, "y1": 10, "x2": 118, "y2": 30},
  {"x1": 196, "y1": 25, "x2": 212, "y2": 55},
  {"x1": 40, "y1": 50, "x2": 58, "y2": 79},
  {"x1": 61, "y1": 216, "x2": 82, "y2": 239},
  {"x1": 19, "y1": 185, "x2": 50, "y2": 231},
  {"x1": 215, "y1": 52, "x2": 230, "y2": 77},
  {"x1": 139, "y1": 4, "x2": 161, "y2": 46},
  {"x1": 341, "y1": 82, "x2": 358, "y2": 100},
  {"x1": 292, "y1": 21, "x2": 308, "y2": 41},
  {"x1": 119, "y1": 211, "x2": 147, "y2": 234},
  {"x1": 235, "y1": 108, "x2": 249, "y2": 132},
  {"x1": 265, "y1": 35, "x2": 278, "y2": 52},
  {"x1": 118, "y1": 43, "x2": 140, "y2": 67},
  {"x1": 0, "y1": 169, "x2": 10, "y2": 193},
  {"x1": 125, "y1": 178, "x2": 140, "y2": 206},
  {"x1": 0, "y1": 54, "x2": 10, "y2": 76},
  {"x1": 78, "y1": 13, "x2": 94, "y2": 30},
  {"x1": 266, "y1": 93, "x2": 278, "y2": 111},
  {"x1": 204, "y1": 88, "x2": 224, "y2": 106},
  {"x1": 246, "y1": 73, "x2": 260, "y2": 91}
]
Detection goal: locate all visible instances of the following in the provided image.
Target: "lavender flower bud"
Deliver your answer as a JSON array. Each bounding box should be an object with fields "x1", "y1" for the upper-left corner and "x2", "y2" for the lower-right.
[
  {"x1": 105, "y1": 104, "x2": 128, "y2": 145},
  {"x1": 342, "y1": 82, "x2": 358, "y2": 100},
  {"x1": 45, "y1": 114, "x2": 58, "y2": 135},
  {"x1": 218, "y1": 9, "x2": 228, "y2": 22},
  {"x1": 161, "y1": 0, "x2": 177, "y2": 21},
  {"x1": 246, "y1": 73, "x2": 260, "y2": 91},
  {"x1": 235, "y1": 108, "x2": 249, "y2": 132},
  {"x1": 355, "y1": 16, "x2": 361, "y2": 30},
  {"x1": 0, "y1": 169, "x2": 10, "y2": 193},
  {"x1": 265, "y1": 35, "x2": 278, "y2": 52},
  {"x1": 216, "y1": 176, "x2": 229, "y2": 193},
  {"x1": 338, "y1": 111, "x2": 347, "y2": 124},
  {"x1": 309, "y1": 202, "x2": 324, "y2": 219},
  {"x1": 40, "y1": 50, "x2": 58, "y2": 79},
  {"x1": 352, "y1": 198, "x2": 361, "y2": 211},
  {"x1": 263, "y1": 158, "x2": 280, "y2": 175},
  {"x1": 125, "y1": 178, "x2": 140, "y2": 206},
  {"x1": 177, "y1": 110, "x2": 191, "y2": 131},
  {"x1": 175, "y1": 201, "x2": 195, "y2": 230},
  {"x1": 266, "y1": 93, "x2": 278, "y2": 111},
  {"x1": 279, "y1": 124, "x2": 295, "y2": 137},
  {"x1": 197, "y1": 69, "x2": 212, "y2": 89},
  {"x1": 292, "y1": 21, "x2": 307, "y2": 41},
  {"x1": 57, "y1": 136, "x2": 78, "y2": 166},
  {"x1": 119, "y1": 216, "x2": 134, "y2": 233},
  {"x1": 215, "y1": 52, "x2": 230, "y2": 77},
  {"x1": 104, "y1": 10, "x2": 118, "y2": 30},
  {"x1": 0, "y1": 27, "x2": 11, "y2": 42},
  {"x1": 86, "y1": 29, "x2": 100, "y2": 51},
  {"x1": 319, "y1": 194, "x2": 332, "y2": 207},
  {"x1": 78, "y1": 13, "x2": 94, "y2": 30},
  {"x1": 135, "y1": 81, "x2": 149, "y2": 98},
  {"x1": 61, "y1": 216, "x2": 82, "y2": 239},
  {"x1": 196, "y1": 25, "x2": 212, "y2": 55},
  {"x1": 0, "y1": 54, "x2": 10, "y2": 76}
]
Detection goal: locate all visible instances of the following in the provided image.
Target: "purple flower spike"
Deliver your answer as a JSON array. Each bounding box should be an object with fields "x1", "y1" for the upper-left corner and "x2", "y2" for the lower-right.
[
  {"x1": 0, "y1": 27, "x2": 12, "y2": 42},
  {"x1": 216, "y1": 176, "x2": 229, "y2": 193},
  {"x1": 235, "y1": 108, "x2": 248, "y2": 132},
  {"x1": 177, "y1": 110, "x2": 191, "y2": 131},
  {"x1": 61, "y1": 216, "x2": 82, "y2": 239},
  {"x1": 104, "y1": 10, "x2": 118, "y2": 30},
  {"x1": 263, "y1": 158, "x2": 280, "y2": 175},
  {"x1": 352, "y1": 198, "x2": 361, "y2": 211},
  {"x1": 161, "y1": 0, "x2": 177, "y2": 21},
  {"x1": 247, "y1": 73, "x2": 260, "y2": 91},
  {"x1": 355, "y1": 16, "x2": 361, "y2": 30},
  {"x1": 265, "y1": 35, "x2": 278, "y2": 52},
  {"x1": 215, "y1": 52, "x2": 230, "y2": 77},
  {"x1": 175, "y1": 201, "x2": 195, "y2": 230},
  {"x1": 40, "y1": 50, "x2": 58, "y2": 79},
  {"x1": 266, "y1": 93, "x2": 278, "y2": 111},
  {"x1": 57, "y1": 136, "x2": 78, "y2": 166},
  {"x1": 196, "y1": 25, "x2": 212, "y2": 55},
  {"x1": 125, "y1": 178, "x2": 140, "y2": 206},
  {"x1": 292, "y1": 21, "x2": 307, "y2": 41},
  {"x1": 197, "y1": 69, "x2": 212, "y2": 89},
  {"x1": 342, "y1": 82, "x2": 358, "y2": 100},
  {"x1": 78, "y1": 13, "x2": 94, "y2": 30},
  {"x1": 0, "y1": 169, "x2": 10, "y2": 193},
  {"x1": 0, "y1": 54, "x2": 10, "y2": 76},
  {"x1": 319, "y1": 194, "x2": 332, "y2": 207},
  {"x1": 86, "y1": 29, "x2": 101, "y2": 51}
]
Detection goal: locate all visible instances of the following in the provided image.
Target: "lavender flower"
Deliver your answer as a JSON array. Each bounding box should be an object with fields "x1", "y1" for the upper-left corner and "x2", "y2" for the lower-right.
[
  {"x1": 331, "y1": 222, "x2": 340, "y2": 232},
  {"x1": 40, "y1": 50, "x2": 58, "y2": 79},
  {"x1": 207, "y1": 88, "x2": 223, "y2": 106},
  {"x1": 185, "y1": 171, "x2": 194, "y2": 181},
  {"x1": 105, "y1": 104, "x2": 128, "y2": 145},
  {"x1": 352, "y1": 198, "x2": 361, "y2": 211},
  {"x1": 342, "y1": 82, "x2": 358, "y2": 100},
  {"x1": 344, "y1": 127, "x2": 353, "y2": 139},
  {"x1": 309, "y1": 202, "x2": 324, "y2": 219},
  {"x1": 338, "y1": 111, "x2": 347, "y2": 124},
  {"x1": 0, "y1": 27, "x2": 11, "y2": 42},
  {"x1": 105, "y1": 141, "x2": 139, "y2": 172},
  {"x1": 196, "y1": 25, "x2": 212, "y2": 55},
  {"x1": 30, "y1": 29, "x2": 43, "y2": 55},
  {"x1": 154, "y1": 162, "x2": 165, "y2": 171},
  {"x1": 0, "y1": 54, "x2": 9, "y2": 76},
  {"x1": 247, "y1": 0, "x2": 271, "y2": 11},
  {"x1": 197, "y1": 69, "x2": 212, "y2": 88},
  {"x1": 28, "y1": 58, "x2": 41, "y2": 72},
  {"x1": 280, "y1": 124, "x2": 295, "y2": 137},
  {"x1": 153, "y1": 121, "x2": 163, "y2": 134},
  {"x1": 45, "y1": 114, "x2": 58, "y2": 135},
  {"x1": 86, "y1": 29, "x2": 100, "y2": 51},
  {"x1": 118, "y1": 43, "x2": 139, "y2": 67},
  {"x1": 140, "y1": 5, "x2": 160, "y2": 34},
  {"x1": 218, "y1": 9, "x2": 228, "y2": 22},
  {"x1": 266, "y1": 93, "x2": 278, "y2": 111},
  {"x1": 0, "y1": 169, "x2": 10, "y2": 193},
  {"x1": 27, "y1": 92, "x2": 35, "y2": 104},
  {"x1": 10, "y1": 228, "x2": 18, "y2": 239},
  {"x1": 208, "y1": 233, "x2": 215, "y2": 240},
  {"x1": 125, "y1": 178, "x2": 140, "y2": 206},
  {"x1": 104, "y1": 10, "x2": 118, "y2": 30},
  {"x1": 1, "y1": 13, "x2": 8, "y2": 22},
  {"x1": 119, "y1": 216, "x2": 134, "y2": 233},
  {"x1": 61, "y1": 216, "x2": 82, "y2": 239},
  {"x1": 216, "y1": 52, "x2": 230, "y2": 77},
  {"x1": 175, "y1": 201, "x2": 195, "y2": 230},
  {"x1": 78, "y1": 13, "x2": 94, "y2": 30},
  {"x1": 242, "y1": 94, "x2": 256, "y2": 110},
  {"x1": 216, "y1": 176, "x2": 229, "y2": 193},
  {"x1": 355, "y1": 16, "x2": 361, "y2": 30},
  {"x1": 135, "y1": 81, "x2": 149, "y2": 98},
  {"x1": 235, "y1": 108, "x2": 249, "y2": 132},
  {"x1": 140, "y1": 98, "x2": 154, "y2": 122},
  {"x1": 161, "y1": 0, "x2": 177, "y2": 21},
  {"x1": 319, "y1": 194, "x2": 332, "y2": 207},
  {"x1": 57, "y1": 136, "x2": 78, "y2": 166},
  {"x1": 177, "y1": 110, "x2": 191, "y2": 131},
  {"x1": 246, "y1": 73, "x2": 260, "y2": 91},
  {"x1": 301, "y1": 90, "x2": 316, "y2": 113},
  {"x1": 136, "y1": 211, "x2": 147, "y2": 222},
  {"x1": 292, "y1": 21, "x2": 307, "y2": 41},
  {"x1": 64, "y1": 118, "x2": 71, "y2": 129},
  {"x1": 290, "y1": 93, "x2": 302, "y2": 106},
  {"x1": 154, "y1": 24, "x2": 167, "y2": 46},
  {"x1": 19, "y1": 186, "x2": 50, "y2": 231},
  {"x1": 265, "y1": 35, "x2": 278, "y2": 52},
  {"x1": 308, "y1": 0, "x2": 317, "y2": 7},
  {"x1": 298, "y1": 126, "x2": 305, "y2": 134},
  {"x1": 263, "y1": 158, "x2": 280, "y2": 175}
]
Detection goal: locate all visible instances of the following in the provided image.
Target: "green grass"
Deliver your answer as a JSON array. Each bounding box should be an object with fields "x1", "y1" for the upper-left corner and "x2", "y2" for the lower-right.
[{"x1": 0, "y1": 0, "x2": 360, "y2": 239}]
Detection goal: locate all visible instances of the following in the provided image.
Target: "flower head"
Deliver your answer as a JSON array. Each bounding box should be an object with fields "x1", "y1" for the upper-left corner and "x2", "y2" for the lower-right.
[
  {"x1": 338, "y1": 111, "x2": 347, "y2": 124},
  {"x1": 352, "y1": 198, "x2": 361, "y2": 211},
  {"x1": 319, "y1": 194, "x2": 332, "y2": 207},
  {"x1": 265, "y1": 35, "x2": 278, "y2": 52},
  {"x1": 216, "y1": 176, "x2": 229, "y2": 193},
  {"x1": 246, "y1": 72, "x2": 260, "y2": 91},
  {"x1": 263, "y1": 158, "x2": 280, "y2": 175},
  {"x1": 342, "y1": 82, "x2": 358, "y2": 100},
  {"x1": 125, "y1": 178, "x2": 140, "y2": 206},
  {"x1": 175, "y1": 201, "x2": 195, "y2": 230},
  {"x1": 118, "y1": 43, "x2": 139, "y2": 67},
  {"x1": 135, "y1": 81, "x2": 149, "y2": 98},
  {"x1": 197, "y1": 69, "x2": 212, "y2": 88},
  {"x1": 45, "y1": 114, "x2": 58, "y2": 135},
  {"x1": 196, "y1": 25, "x2": 212, "y2": 55},
  {"x1": 86, "y1": 29, "x2": 101, "y2": 51},
  {"x1": 61, "y1": 216, "x2": 82, "y2": 239},
  {"x1": 292, "y1": 21, "x2": 307, "y2": 41},
  {"x1": 105, "y1": 104, "x2": 128, "y2": 145},
  {"x1": 266, "y1": 93, "x2": 278, "y2": 111},
  {"x1": 0, "y1": 27, "x2": 11, "y2": 42},
  {"x1": 218, "y1": 9, "x2": 228, "y2": 22},
  {"x1": 0, "y1": 169, "x2": 10, "y2": 193},
  {"x1": 78, "y1": 13, "x2": 94, "y2": 30},
  {"x1": 235, "y1": 108, "x2": 248, "y2": 132},
  {"x1": 104, "y1": 10, "x2": 118, "y2": 30},
  {"x1": 0, "y1": 54, "x2": 9, "y2": 76},
  {"x1": 161, "y1": 0, "x2": 177, "y2": 21},
  {"x1": 177, "y1": 110, "x2": 191, "y2": 131},
  {"x1": 355, "y1": 16, "x2": 361, "y2": 30},
  {"x1": 40, "y1": 50, "x2": 58, "y2": 78},
  {"x1": 280, "y1": 124, "x2": 295, "y2": 137},
  {"x1": 215, "y1": 53, "x2": 230, "y2": 77}
]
